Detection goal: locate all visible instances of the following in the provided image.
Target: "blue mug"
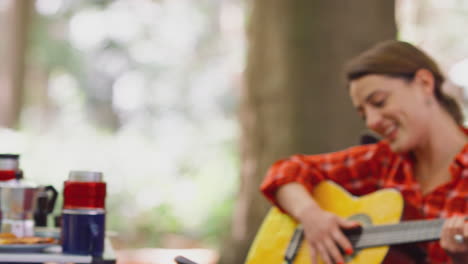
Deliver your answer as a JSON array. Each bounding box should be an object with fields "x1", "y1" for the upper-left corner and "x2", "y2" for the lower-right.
[{"x1": 61, "y1": 209, "x2": 105, "y2": 256}]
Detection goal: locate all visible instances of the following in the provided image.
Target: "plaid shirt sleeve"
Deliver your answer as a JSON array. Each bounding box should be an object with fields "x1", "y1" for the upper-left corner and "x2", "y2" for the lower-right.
[{"x1": 260, "y1": 142, "x2": 394, "y2": 211}]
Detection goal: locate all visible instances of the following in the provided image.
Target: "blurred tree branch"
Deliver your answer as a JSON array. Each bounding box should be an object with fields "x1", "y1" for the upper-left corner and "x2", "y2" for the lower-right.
[
  {"x1": 0, "y1": 0, "x2": 34, "y2": 129},
  {"x1": 0, "y1": 0, "x2": 34, "y2": 128}
]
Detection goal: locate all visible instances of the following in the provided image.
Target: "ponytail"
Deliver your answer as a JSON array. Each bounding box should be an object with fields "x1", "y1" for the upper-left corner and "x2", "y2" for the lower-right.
[{"x1": 435, "y1": 89, "x2": 464, "y2": 125}]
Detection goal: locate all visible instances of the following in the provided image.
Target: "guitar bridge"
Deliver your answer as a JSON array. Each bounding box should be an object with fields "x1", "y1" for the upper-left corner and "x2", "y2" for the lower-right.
[{"x1": 283, "y1": 226, "x2": 304, "y2": 264}]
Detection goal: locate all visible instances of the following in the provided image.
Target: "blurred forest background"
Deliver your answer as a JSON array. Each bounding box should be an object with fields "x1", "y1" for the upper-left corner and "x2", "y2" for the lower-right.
[{"x1": 0, "y1": 0, "x2": 468, "y2": 264}]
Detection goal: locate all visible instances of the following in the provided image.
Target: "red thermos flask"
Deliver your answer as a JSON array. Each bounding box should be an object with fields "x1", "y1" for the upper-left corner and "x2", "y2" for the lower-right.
[
  {"x1": 0, "y1": 154, "x2": 20, "y2": 181},
  {"x1": 61, "y1": 171, "x2": 107, "y2": 256}
]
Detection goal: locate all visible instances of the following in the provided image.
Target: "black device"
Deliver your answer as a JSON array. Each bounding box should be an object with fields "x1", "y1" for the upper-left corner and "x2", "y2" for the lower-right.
[{"x1": 174, "y1": 256, "x2": 199, "y2": 264}]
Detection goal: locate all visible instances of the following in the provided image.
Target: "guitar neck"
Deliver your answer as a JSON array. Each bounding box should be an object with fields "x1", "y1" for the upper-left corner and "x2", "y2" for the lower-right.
[{"x1": 349, "y1": 219, "x2": 444, "y2": 249}]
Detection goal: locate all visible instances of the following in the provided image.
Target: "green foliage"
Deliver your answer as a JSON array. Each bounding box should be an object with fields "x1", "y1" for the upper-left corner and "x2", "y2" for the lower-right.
[
  {"x1": 130, "y1": 204, "x2": 183, "y2": 247},
  {"x1": 15, "y1": 0, "x2": 245, "y2": 250},
  {"x1": 199, "y1": 196, "x2": 235, "y2": 248},
  {"x1": 29, "y1": 15, "x2": 84, "y2": 76}
]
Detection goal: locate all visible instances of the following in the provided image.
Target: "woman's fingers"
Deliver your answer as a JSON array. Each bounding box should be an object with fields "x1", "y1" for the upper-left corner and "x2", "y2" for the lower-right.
[
  {"x1": 340, "y1": 219, "x2": 361, "y2": 229},
  {"x1": 335, "y1": 221, "x2": 357, "y2": 255},
  {"x1": 323, "y1": 237, "x2": 345, "y2": 264},
  {"x1": 302, "y1": 212, "x2": 356, "y2": 264},
  {"x1": 441, "y1": 217, "x2": 454, "y2": 250},
  {"x1": 310, "y1": 233, "x2": 349, "y2": 264},
  {"x1": 308, "y1": 244, "x2": 317, "y2": 264},
  {"x1": 317, "y1": 220, "x2": 355, "y2": 264},
  {"x1": 316, "y1": 242, "x2": 333, "y2": 264},
  {"x1": 441, "y1": 216, "x2": 468, "y2": 254},
  {"x1": 449, "y1": 217, "x2": 465, "y2": 247},
  {"x1": 464, "y1": 219, "x2": 468, "y2": 238}
]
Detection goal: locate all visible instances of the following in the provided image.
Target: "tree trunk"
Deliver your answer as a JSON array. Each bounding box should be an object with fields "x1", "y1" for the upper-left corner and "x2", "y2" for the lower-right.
[
  {"x1": 220, "y1": 1, "x2": 397, "y2": 264},
  {"x1": 0, "y1": 0, "x2": 33, "y2": 128}
]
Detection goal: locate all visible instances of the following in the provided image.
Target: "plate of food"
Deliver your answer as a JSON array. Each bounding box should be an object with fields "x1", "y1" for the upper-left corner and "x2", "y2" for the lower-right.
[{"x1": 0, "y1": 232, "x2": 59, "y2": 253}]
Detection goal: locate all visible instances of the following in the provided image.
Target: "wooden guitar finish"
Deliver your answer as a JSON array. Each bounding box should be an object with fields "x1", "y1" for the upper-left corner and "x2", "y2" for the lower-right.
[{"x1": 246, "y1": 181, "x2": 439, "y2": 264}]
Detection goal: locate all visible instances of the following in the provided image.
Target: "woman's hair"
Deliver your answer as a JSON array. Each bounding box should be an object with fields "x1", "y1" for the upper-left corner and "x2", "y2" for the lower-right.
[{"x1": 345, "y1": 40, "x2": 464, "y2": 125}]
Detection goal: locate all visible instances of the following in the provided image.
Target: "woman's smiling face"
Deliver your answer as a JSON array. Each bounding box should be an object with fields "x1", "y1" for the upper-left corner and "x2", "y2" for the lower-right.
[{"x1": 349, "y1": 72, "x2": 434, "y2": 153}]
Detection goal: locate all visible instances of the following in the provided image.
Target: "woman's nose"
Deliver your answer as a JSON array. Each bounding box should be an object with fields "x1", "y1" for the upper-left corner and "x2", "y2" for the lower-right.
[{"x1": 365, "y1": 109, "x2": 382, "y2": 131}]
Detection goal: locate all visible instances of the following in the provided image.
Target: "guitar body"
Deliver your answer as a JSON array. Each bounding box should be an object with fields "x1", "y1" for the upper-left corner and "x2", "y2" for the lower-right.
[{"x1": 246, "y1": 181, "x2": 404, "y2": 264}]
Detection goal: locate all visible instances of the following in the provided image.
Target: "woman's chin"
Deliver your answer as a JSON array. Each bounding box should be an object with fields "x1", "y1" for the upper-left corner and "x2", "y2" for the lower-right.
[{"x1": 388, "y1": 139, "x2": 410, "y2": 153}]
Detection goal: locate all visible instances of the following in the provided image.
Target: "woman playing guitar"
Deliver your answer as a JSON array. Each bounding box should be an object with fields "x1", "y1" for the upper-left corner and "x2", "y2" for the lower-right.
[{"x1": 260, "y1": 40, "x2": 468, "y2": 264}]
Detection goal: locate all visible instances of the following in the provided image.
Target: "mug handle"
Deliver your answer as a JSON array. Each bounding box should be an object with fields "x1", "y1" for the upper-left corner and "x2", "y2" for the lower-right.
[{"x1": 44, "y1": 185, "x2": 58, "y2": 214}]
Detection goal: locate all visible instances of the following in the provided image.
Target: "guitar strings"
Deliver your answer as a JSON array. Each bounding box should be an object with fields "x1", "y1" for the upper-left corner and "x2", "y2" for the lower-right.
[
  {"x1": 344, "y1": 219, "x2": 444, "y2": 249},
  {"x1": 347, "y1": 227, "x2": 440, "y2": 242}
]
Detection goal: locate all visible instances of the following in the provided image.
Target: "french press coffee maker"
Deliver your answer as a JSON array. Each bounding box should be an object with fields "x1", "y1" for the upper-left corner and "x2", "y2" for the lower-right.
[{"x1": 0, "y1": 154, "x2": 58, "y2": 236}]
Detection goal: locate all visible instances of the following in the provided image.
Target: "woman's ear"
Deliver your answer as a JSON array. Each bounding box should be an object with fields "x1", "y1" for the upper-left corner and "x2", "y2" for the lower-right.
[{"x1": 413, "y1": 68, "x2": 435, "y2": 96}]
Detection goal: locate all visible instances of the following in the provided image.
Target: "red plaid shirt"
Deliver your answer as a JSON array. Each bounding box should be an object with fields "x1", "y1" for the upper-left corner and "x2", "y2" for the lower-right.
[{"x1": 261, "y1": 141, "x2": 468, "y2": 263}]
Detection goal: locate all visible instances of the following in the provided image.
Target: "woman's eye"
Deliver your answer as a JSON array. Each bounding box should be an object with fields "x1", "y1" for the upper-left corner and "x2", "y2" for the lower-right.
[{"x1": 373, "y1": 99, "x2": 386, "y2": 108}]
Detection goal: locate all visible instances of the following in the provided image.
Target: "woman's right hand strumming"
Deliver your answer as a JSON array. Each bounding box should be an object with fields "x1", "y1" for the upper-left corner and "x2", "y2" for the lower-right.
[
  {"x1": 297, "y1": 205, "x2": 359, "y2": 264},
  {"x1": 277, "y1": 183, "x2": 359, "y2": 264}
]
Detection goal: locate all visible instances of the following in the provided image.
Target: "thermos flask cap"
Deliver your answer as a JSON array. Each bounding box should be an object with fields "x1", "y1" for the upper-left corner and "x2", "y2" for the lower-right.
[
  {"x1": 0, "y1": 154, "x2": 19, "y2": 170},
  {"x1": 68, "y1": 171, "x2": 103, "y2": 182}
]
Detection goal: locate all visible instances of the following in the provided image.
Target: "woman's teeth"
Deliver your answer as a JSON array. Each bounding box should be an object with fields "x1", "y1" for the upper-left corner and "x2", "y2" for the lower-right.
[{"x1": 384, "y1": 126, "x2": 397, "y2": 140}]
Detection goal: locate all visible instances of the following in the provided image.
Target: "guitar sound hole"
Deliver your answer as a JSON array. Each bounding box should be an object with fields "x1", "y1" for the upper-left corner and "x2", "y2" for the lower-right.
[
  {"x1": 347, "y1": 213, "x2": 372, "y2": 226},
  {"x1": 342, "y1": 213, "x2": 372, "y2": 261}
]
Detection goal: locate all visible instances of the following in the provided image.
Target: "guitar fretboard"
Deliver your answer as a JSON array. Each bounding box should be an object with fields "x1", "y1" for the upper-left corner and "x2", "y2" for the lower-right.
[{"x1": 349, "y1": 219, "x2": 444, "y2": 249}]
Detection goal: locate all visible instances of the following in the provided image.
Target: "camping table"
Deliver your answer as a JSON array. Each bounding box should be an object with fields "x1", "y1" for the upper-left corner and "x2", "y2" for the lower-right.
[{"x1": 0, "y1": 238, "x2": 116, "y2": 264}]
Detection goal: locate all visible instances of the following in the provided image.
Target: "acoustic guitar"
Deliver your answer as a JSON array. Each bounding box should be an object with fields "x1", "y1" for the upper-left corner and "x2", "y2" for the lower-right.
[{"x1": 246, "y1": 181, "x2": 445, "y2": 264}]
